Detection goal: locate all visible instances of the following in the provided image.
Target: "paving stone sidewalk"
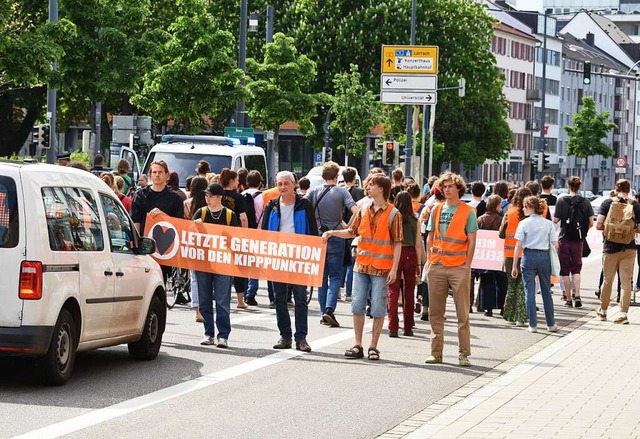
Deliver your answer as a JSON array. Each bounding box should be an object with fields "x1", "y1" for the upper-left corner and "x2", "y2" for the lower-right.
[{"x1": 381, "y1": 305, "x2": 640, "y2": 439}]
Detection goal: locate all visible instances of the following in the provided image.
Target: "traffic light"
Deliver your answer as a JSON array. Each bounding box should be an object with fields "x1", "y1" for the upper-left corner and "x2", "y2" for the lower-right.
[
  {"x1": 583, "y1": 61, "x2": 591, "y2": 85},
  {"x1": 396, "y1": 142, "x2": 406, "y2": 164},
  {"x1": 537, "y1": 152, "x2": 550, "y2": 172},
  {"x1": 384, "y1": 141, "x2": 394, "y2": 166},
  {"x1": 543, "y1": 152, "x2": 550, "y2": 169},
  {"x1": 30, "y1": 126, "x2": 39, "y2": 156},
  {"x1": 325, "y1": 146, "x2": 332, "y2": 162},
  {"x1": 40, "y1": 124, "x2": 51, "y2": 150}
]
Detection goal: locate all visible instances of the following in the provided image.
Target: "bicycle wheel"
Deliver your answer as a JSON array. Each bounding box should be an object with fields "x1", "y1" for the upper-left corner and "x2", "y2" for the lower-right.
[
  {"x1": 306, "y1": 287, "x2": 313, "y2": 305},
  {"x1": 179, "y1": 268, "x2": 191, "y2": 303},
  {"x1": 166, "y1": 267, "x2": 180, "y2": 309}
]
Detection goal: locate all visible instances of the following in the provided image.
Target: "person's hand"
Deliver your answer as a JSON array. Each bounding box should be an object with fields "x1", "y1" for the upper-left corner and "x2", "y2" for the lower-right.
[
  {"x1": 194, "y1": 218, "x2": 203, "y2": 223},
  {"x1": 511, "y1": 266, "x2": 518, "y2": 279},
  {"x1": 416, "y1": 265, "x2": 422, "y2": 277},
  {"x1": 149, "y1": 208, "x2": 165, "y2": 218},
  {"x1": 386, "y1": 269, "x2": 397, "y2": 285},
  {"x1": 322, "y1": 231, "x2": 331, "y2": 243}
]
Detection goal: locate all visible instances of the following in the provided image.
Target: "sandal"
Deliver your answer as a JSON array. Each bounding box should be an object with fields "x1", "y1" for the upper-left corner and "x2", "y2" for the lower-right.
[
  {"x1": 344, "y1": 345, "x2": 364, "y2": 359},
  {"x1": 367, "y1": 347, "x2": 380, "y2": 361}
]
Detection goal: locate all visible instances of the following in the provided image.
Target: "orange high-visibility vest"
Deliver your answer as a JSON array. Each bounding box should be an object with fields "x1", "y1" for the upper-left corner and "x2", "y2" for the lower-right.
[
  {"x1": 412, "y1": 200, "x2": 422, "y2": 213},
  {"x1": 356, "y1": 203, "x2": 398, "y2": 270},
  {"x1": 430, "y1": 202, "x2": 473, "y2": 267},
  {"x1": 504, "y1": 206, "x2": 521, "y2": 258}
]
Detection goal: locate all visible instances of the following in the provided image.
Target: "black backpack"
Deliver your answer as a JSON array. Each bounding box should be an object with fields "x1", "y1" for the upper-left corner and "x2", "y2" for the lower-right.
[
  {"x1": 242, "y1": 190, "x2": 262, "y2": 229},
  {"x1": 563, "y1": 196, "x2": 587, "y2": 241}
]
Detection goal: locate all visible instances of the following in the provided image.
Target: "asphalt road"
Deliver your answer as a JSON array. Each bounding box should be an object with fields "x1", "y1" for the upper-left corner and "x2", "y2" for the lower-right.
[{"x1": 0, "y1": 229, "x2": 619, "y2": 439}]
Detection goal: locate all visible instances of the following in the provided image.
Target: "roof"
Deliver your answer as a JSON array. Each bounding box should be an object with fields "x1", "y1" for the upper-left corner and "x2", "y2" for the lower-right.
[
  {"x1": 559, "y1": 32, "x2": 629, "y2": 70},
  {"x1": 493, "y1": 21, "x2": 538, "y2": 41},
  {"x1": 588, "y1": 12, "x2": 635, "y2": 44}
]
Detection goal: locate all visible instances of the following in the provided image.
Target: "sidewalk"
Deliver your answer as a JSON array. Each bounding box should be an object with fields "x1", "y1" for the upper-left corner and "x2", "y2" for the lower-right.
[{"x1": 381, "y1": 305, "x2": 640, "y2": 439}]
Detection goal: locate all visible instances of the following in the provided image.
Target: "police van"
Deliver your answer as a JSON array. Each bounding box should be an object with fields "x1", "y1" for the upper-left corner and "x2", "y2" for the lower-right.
[
  {"x1": 0, "y1": 161, "x2": 166, "y2": 385},
  {"x1": 132, "y1": 135, "x2": 267, "y2": 189}
]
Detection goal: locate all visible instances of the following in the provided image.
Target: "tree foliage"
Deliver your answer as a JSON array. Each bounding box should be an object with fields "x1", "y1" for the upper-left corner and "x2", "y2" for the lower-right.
[
  {"x1": 564, "y1": 96, "x2": 616, "y2": 159},
  {"x1": 330, "y1": 64, "x2": 381, "y2": 158}
]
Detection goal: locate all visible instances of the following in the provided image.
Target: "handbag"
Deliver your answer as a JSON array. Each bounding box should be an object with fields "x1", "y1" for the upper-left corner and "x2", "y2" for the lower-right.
[
  {"x1": 550, "y1": 233, "x2": 561, "y2": 277},
  {"x1": 582, "y1": 238, "x2": 591, "y2": 258}
]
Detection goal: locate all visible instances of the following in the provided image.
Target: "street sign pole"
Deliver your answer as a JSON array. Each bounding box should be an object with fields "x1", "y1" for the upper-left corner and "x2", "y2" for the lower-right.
[{"x1": 404, "y1": 0, "x2": 417, "y2": 176}]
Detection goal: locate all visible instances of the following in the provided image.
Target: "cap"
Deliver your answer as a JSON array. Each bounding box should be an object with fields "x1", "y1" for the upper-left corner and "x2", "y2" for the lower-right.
[
  {"x1": 57, "y1": 152, "x2": 71, "y2": 161},
  {"x1": 204, "y1": 183, "x2": 224, "y2": 196}
]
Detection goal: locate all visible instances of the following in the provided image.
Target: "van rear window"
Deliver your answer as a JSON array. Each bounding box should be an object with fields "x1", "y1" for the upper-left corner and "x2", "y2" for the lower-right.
[
  {"x1": 144, "y1": 152, "x2": 231, "y2": 187},
  {"x1": 0, "y1": 176, "x2": 18, "y2": 248}
]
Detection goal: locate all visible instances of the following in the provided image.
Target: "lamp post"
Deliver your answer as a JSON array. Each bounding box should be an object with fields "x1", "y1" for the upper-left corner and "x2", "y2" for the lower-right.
[
  {"x1": 404, "y1": 0, "x2": 417, "y2": 177},
  {"x1": 46, "y1": 0, "x2": 58, "y2": 164},
  {"x1": 236, "y1": 0, "x2": 248, "y2": 129}
]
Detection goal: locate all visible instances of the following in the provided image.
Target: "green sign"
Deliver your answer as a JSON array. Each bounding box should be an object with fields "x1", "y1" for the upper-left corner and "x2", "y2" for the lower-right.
[{"x1": 224, "y1": 127, "x2": 254, "y2": 139}]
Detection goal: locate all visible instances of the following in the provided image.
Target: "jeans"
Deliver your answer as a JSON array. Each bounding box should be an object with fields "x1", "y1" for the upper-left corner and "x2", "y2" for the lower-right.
[
  {"x1": 195, "y1": 271, "x2": 232, "y2": 339},
  {"x1": 246, "y1": 278, "x2": 258, "y2": 299},
  {"x1": 272, "y1": 282, "x2": 308, "y2": 341},
  {"x1": 190, "y1": 269, "x2": 199, "y2": 308},
  {"x1": 341, "y1": 261, "x2": 355, "y2": 297},
  {"x1": 318, "y1": 237, "x2": 345, "y2": 313},
  {"x1": 521, "y1": 249, "x2": 555, "y2": 328}
]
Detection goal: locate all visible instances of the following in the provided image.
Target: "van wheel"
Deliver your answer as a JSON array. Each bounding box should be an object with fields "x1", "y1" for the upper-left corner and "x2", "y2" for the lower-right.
[
  {"x1": 37, "y1": 309, "x2": 77, "y2": 386},
  {"x1": 128, "y1": 296, "x2": 163, "y2": 360}
]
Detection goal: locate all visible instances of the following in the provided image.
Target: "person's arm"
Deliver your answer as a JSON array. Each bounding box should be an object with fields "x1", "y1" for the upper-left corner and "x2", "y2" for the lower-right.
[
  {"x1": 239, "y1": 212, "x2": 248, "y2": 228},
  {"x1": 596, "y1": 214, "x2": 606, "y2": 231},
  {"x1": 387, "y1": 241, "x2": 402, "y2": 285},
  {"x1": 511, "y1": 240, "x2": 522, "y2": 278},
  {"x1": 322, "y1": 228, "x2": 355, "y2": 242},
  {"x1": 465, "y1": 231, "x2": 477, "y2": 270},
  {"x1": 425, "y1": 231, "x2": 433, "y2": 270},
  {"x1": 415, "y1": 221, "x2": 423, "y2": 277}
]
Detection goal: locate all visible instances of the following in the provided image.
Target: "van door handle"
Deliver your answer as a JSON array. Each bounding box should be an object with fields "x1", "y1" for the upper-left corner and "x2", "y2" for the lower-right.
[
  {"x1": 115, "y1": 271, "x2": 124, "y2": 277},
  {"x1": 104, "y1": 270, "x2": 113, "y2": 276}
]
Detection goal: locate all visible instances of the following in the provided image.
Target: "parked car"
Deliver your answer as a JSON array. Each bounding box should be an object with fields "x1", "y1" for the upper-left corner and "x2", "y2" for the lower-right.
[
  {"x1": 0, "y1": 161, "x2": 165, "y2": 385},
  {"x1": 591, "y1": 195, "x2": 610, "y2": 218}
]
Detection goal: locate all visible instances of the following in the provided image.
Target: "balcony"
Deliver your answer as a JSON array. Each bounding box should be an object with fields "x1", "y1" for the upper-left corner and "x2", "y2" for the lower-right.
[
  {"x1": 526, "y1": 89, "x2": 542, "y2": 101},
  {"x1": 526, "y1": 119, "x2": 540, "y2": 131}
]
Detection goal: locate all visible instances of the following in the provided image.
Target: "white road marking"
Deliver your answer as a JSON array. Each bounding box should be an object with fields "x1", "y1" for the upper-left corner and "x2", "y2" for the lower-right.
[{"x1": 12, "y1": 323, "x2": 371, "y2": 439}]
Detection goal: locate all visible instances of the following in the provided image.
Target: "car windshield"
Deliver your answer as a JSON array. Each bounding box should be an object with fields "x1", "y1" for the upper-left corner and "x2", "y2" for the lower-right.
[
  {"x1": 143, "y1": 152, "x2": 232, "y2": 188},
  {"x1": 0, "y1": 176, "x2": 18, "y2": 248}
]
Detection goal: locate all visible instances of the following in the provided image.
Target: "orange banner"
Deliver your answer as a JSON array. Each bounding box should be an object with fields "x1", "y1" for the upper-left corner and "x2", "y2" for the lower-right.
[{"x1": 144, "y1": 214, "x2": 326, "y2": 287}]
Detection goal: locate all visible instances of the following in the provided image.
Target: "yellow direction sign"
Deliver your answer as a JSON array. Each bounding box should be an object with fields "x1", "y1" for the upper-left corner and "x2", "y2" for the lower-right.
[{"x1": 381, "y1": 45, "x2": 439, "y2": 74}]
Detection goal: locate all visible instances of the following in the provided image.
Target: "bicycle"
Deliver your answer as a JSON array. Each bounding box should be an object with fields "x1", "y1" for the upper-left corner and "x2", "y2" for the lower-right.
[{"x1": 166, "y1": 267, "x2": 191, "y2": 309}]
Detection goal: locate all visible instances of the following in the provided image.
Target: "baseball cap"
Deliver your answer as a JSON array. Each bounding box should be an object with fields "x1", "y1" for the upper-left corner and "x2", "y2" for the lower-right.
[{"x1": 204, "y1": 183, "x2": 224, "y2": 196}]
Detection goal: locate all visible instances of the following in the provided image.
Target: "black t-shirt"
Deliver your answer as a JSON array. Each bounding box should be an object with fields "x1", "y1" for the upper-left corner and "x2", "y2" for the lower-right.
[
  {"x1": 540, "y1": 193, "x2": 557, "y2": 206},
  {"x1": 131, "y1": 186, "x2": 185, "y2": 233},
  {"x1": 222, "y1": 190, "x2": 247, "y2": 219},
  {"x1": 598, "y1": 196, "x2": 640, "y2": 252},
  {"x1": 192, "y1": 207, "x2": 239, "y2": 227},
  {"x1": 554, "y1": 195, "x2": 593, "y2": 241}
]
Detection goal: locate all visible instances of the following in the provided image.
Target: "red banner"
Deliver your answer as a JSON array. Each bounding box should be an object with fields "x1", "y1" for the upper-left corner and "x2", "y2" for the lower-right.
[{"x1": 144, "y1": 214, "x2": 326, "y2": 287}]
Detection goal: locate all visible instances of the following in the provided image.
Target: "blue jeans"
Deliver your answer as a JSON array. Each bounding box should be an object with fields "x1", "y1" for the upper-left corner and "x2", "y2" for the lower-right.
[
  {"x1": 272, "y1": 282, "x2": 308, "y2": 341},
  {"x1": 521, "y1": 249, "x2": 555, "y2": 328},
  {"x1": 318, "y1": 237, "x2": 345, "y2": 313},
  {"x1": 352, "y1": 271, "x2": 387, "y2": 318},
  {"x1": 195, "y1": 271, "x2": 232, "y2": 339},
  {"x1": 246, "y1": 278, "x2": 258, "y2": 299},
  {"x1": 190, "y1": 269, "x2": 199, "y2": 308}
]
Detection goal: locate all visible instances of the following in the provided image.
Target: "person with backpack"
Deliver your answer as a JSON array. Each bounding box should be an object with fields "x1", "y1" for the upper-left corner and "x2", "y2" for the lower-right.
[
  {"x1": 595, "y1": 179, "x2": 640, "y2": 325},
  {"x1": 242, "y1": 170, "x2": 264, "y2": 306},
  {"x1": 553, "y1": 176, "x2": 594, "y2": 308}
]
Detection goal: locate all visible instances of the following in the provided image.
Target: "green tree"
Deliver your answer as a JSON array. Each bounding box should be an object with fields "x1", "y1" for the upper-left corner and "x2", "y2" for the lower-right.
[
  {"x1": 0, "y1": 0, "x2": 75, "y2": 156},
  {"x1": 246, "y1": 32, "x2": 326, "y2": 175},
  {"x1": 131, "y1": 7, "x2": 244, "y2": 132},
  {"x1": 330, "y1": 64, "x2": 381, "y2": 163},
  {"x1": 564, "y1": 95, "x2": 616, "y2": 177}
]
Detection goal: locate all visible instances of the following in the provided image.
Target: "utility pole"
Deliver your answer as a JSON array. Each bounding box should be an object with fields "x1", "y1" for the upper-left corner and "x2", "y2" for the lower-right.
[
  {"x1": 404, "y1": 0, "x2": 417, "y2": 176},
  {"x1": 236, "y1": 0, "x2": 248, "y2": 129},
  {"x1": 45, "y1": 0, "x2": 58, "y2": 164}
]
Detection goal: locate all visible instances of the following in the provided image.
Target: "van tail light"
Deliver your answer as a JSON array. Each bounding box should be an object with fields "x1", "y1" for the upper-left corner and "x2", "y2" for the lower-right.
[{"x1": 19, "y1": 261, "x2": 43, "y2": 300}]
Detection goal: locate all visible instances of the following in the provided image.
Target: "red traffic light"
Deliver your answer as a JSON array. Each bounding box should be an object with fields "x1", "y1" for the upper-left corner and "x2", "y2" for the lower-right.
[{"x1": 386, "y1": 142, "x2": 394, "y2": 150}]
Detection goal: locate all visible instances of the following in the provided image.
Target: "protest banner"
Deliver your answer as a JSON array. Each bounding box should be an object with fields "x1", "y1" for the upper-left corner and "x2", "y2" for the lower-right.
[
  {"x1": 471, "y1": 230, "x2": 505, "y2": 271},
  {"x1": 144, "y1": 214, "x2": 326, "y2": 287}
]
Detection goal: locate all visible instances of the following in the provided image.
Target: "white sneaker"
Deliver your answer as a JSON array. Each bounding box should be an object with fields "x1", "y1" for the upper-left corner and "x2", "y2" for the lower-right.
[
  {"x1": 547, "y1": 325, "x2": 558, "y2": 333},
  {"x1": 217, "y1": 338, "x2": 228, "y2": 348},
  {"x1": 527, "y1": 326, "x2": 538, "y2": 333},
  {"x1": 515, "y1": 321, "x2": 526, "y2": 327},
  {"x1": 200, "y1": 336, "x2": 215, "y2": 346}
]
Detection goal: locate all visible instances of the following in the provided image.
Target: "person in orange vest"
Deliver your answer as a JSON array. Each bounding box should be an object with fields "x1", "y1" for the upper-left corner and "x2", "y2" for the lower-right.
[
  {"x1": 424, "y1": 172, "x2": 478, "y2": 367},
  {"x1": 499, "y1": 187, "x2": 532, "y2": 326},
  {"x1": 322, "y1": 173, "x2": 403, "y2": 361}
]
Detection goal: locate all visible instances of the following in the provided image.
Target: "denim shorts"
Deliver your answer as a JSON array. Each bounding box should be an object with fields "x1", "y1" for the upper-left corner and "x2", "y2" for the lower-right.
[{"x1": 351, "y1": 271, "x2": 388, "y2": 318}]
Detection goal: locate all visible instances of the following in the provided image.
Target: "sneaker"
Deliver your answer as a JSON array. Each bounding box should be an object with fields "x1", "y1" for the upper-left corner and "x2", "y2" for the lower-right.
[
  {"x1": 425, "y1": 355, "x2": 443, "y2": 364},
  {"x1": 388, "y1": 331, "x2": 399, "y2": 338},
  {"x1": 484, "y1": 310, "x2": 493, "y2": 317},
  {"x1": 295, "y1": 339, "x2": 312, "y2": 352},
  {"x1": 268, "y1": 301, "x2": 276, "y2": 309},
  {"x1": 595, "y1": 307, "x2": 607, "y2": 321},
  {"x1": 345, "y1": 295, "x2": 352, "y2": 302},
  {"x1": 200, "y1": 336, "x2": 215, "y2": 346},
  {"x1": 322, "y1": 308, "x2": 340, "y2": 327},
  {"x1": 515, "y1": 321, "x2": 526, "y2": 327},
  {"x1": 245, "y1": 297, "x2": 259, "y2": 306},
  {"x1": 562, "y1": 293, "x2": 567, "y2": 301},
  {"x1": 547, "y1": 324, "x2": 558, "y2": 332},
  {"x1": 273, "y1": 337, "x2": 292, "y2": 349},
  {"x1": 613, "y1": 316, "x2": 629, "y2": 325},
  {"x1": 573, "y1": 297, "x2": 582, "y2": 308},
  {"x1": 217, "y1": 338, "x2": 228, "y2": 348},
  {"x1": 320, "y1": 317, "x2": 329, "y2": 325},
  {"x1": 595, "y1": 289, "x2": 601, "y2": 298},
  {"x1": 527, "y1": 326, "x2": 538, "y2": 333},
  {"x1": 458, "y1": 355, "x2": 472, "y2": 367},
  {"x1": 565, "y1": 299, "x2": 573, "y2": 308},
  {"x1": 420, "y1": 312, "x2": 429, "y2": 321}
]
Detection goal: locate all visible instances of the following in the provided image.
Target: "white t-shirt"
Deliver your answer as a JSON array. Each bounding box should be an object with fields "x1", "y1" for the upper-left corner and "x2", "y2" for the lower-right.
[{"x1": 279, "y1": 201, "x2": 295, "y2": 233}]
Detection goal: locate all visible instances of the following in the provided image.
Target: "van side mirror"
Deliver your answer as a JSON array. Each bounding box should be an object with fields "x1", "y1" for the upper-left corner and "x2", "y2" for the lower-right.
[{"x1": 138, "y1": 237, "x2": 156, "y2": 255}]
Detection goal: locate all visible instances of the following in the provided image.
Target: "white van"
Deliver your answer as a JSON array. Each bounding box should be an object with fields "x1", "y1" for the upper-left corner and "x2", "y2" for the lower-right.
[
  {"x1": 0, "y1": 161, "x2": 166, "y2": 385},
  {"x1": 139, "y1": 135, "x2": 268, "y2": 188}
]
